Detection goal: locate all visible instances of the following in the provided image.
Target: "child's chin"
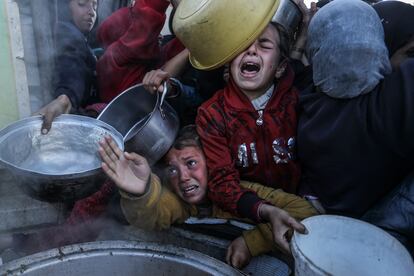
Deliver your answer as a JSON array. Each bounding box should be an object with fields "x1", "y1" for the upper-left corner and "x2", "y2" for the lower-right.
[{"x1": 183, "y1": 195, "x2": 204, "y2": 205}]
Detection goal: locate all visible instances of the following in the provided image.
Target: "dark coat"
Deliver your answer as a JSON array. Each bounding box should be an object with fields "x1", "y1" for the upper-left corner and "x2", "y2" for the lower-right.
[
  {"x1": 297, "y1": 58, "x2": 414, "y2": 218},
  {"x1": 53, "y1": 21, "x2": 97, "y2": 109}
]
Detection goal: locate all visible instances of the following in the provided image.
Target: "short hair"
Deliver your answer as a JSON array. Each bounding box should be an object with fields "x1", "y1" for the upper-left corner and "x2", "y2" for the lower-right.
[{"x1": 171, "y1": 124, "x2": 201, "y2": 150}]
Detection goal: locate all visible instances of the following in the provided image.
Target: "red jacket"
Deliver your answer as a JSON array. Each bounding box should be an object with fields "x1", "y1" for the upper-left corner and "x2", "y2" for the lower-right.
[
  {"x1": 96, "y1": 0, "x2": 184, "y2": 103},
  {"x1": 196, "y1": 66, "x2": 301, "y2": 220}
]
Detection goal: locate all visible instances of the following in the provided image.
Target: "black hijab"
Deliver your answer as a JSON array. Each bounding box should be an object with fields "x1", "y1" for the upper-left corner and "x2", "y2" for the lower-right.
[{"x1": 373, "y1": 1, "x2": 414, "y2": 56}]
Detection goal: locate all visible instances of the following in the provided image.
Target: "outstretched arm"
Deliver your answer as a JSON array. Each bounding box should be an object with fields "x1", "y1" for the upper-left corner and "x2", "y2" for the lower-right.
[
  {"x1": 258, "y1": 203, "x2": 307, "y2": 254},
  {"x1": 143, "y1": 49, "x2": 189, "y2": 93},
  {"x1": 98, "y1": 135, "x2": 192, "y2": 230},
  {"x1": 226, "y1": 206, "x2": 306, "y2": 269}
]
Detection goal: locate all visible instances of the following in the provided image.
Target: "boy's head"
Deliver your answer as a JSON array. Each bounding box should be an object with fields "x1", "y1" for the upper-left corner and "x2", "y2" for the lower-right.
[
  {"x1": 230, "y1": 23, "x2": 289, "y2": 99},
  {"x1": 163, "y1": 125, "x2": 208, "y2": 205},
  {"x1": 69, "y1": 0, "x2": 98, "y2": 34}
]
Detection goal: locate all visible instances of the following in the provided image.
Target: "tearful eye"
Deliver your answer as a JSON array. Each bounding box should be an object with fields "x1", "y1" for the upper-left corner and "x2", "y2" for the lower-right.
[
  {"x1": 187, "y1": 160, "x2": 197, "y2": 168},
  {"x1": 167, "y1": 167, "x2": 178, "y2": 176}
]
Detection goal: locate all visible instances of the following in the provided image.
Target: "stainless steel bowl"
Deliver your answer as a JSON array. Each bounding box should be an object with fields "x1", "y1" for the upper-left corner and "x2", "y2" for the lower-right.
[
  {"x1": 98, "y1": 84, "x2": 179, "y2": 166},
  {"x1": 0, "y1": 241, "x2": 243, "y2": 275},
  {"x1": 0, "y1": 114, "x2": 124, "y2": 202}
]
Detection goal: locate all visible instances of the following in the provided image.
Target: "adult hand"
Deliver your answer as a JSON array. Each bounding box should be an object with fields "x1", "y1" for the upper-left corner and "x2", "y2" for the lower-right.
[
  {"x1": 226, "y1": 236, "x2": 252, "y2": 269},
  {"x1": 259, "y1": 204, "x2": 308, "y2": 255},
  {"x1": 143, "y1": 69, "x2": 171, "y2": 94},
  {"x1": 98, "y1": 135, "x2": 151, "y2": 196},
  {"x1": 292, "y1": 0, "x2": 315, "y2": 27},
  {"x1": 290, "y1": 0, "x2": 318, "y2": 64},
  {"x1": 35, "y1": 94, "x2": 72, "y2": 134}
]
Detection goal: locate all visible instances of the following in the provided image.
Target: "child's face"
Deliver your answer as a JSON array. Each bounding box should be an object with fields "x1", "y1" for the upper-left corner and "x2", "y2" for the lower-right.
[
  {"x1": 165, "y1": 146, "x2": 208, "y2": 205},
  {"x1": 69, "y1": 0, "x2": 97, "y2": 34},
  {"x1": 230, "y1": 24, "x2": 281, "y2": 97}
]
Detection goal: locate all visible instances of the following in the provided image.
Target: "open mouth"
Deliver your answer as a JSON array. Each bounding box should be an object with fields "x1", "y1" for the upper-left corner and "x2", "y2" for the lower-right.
[
  {"x1": 181, "y1": 184, "x2": 199, "y2": 196},
  {"x1": 241, "y1": 62, "x2": 261, "y2": 75}
]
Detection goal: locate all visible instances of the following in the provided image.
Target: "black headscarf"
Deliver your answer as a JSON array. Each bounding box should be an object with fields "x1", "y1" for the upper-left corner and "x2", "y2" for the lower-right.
[{"x1": 373, "y1": 1, "x2": 414, "y2": 56}]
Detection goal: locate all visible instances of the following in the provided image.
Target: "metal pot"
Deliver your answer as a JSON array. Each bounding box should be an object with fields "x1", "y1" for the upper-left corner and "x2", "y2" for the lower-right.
[
  {"x1": 0, "y1": 241, "x2": 243, "y2": 275},
  {"x1": 97, "y1": 84, "x2": 179, "y2": 166},
  {"x1": 271, "y1": 0, "x2": 302, "y2": 36},
  {"x1": 0, "y1": 114, "x2": 124, "y2": 202},
  {"x1": 291, "y1": 215, "x2": 414, "y2": 276}
]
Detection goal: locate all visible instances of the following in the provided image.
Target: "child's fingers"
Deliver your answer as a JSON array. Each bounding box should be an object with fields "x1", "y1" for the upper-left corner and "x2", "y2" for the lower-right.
[
  {"x1": 101, "y1": 162, "x2": 118, "y2": 181},
  {"x1": 230, "y1": 254, "x2": 241, "y2": 269},
  {"x1": 288, "y1": 218, "x2": 308, "y2": 234},
  {"x1": 99, "y1": 138, "x2": 119, "y2": 164},
  {"x1": 98, "y1": 147, "x2": 118, "y2": 171},
  {"x1": 277, "y1": 235, "x2": 291, "y2": 255},
  {"x1": 106, "y1": 136, "x2": 123, "y2": 159},
  {"x1": 125, "y1": 152, "x2": 148, "y2": 166}
]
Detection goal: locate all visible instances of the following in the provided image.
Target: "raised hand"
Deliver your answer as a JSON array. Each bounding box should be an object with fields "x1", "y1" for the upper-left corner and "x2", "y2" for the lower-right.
[
  {"x1": 99, "y1": 135, "x2": 151, "y2": 195},
  {"x1": 259, "y1": 203, "x2": 308, "y2": 255},
  {"x1": 143, "y1": 69, "x2": 171, "y2": 94}
]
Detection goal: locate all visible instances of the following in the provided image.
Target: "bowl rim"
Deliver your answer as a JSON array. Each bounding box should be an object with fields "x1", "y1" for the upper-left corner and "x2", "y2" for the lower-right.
[{"x1": 0, "y1": 114, "x2": 124, "y2": 178}]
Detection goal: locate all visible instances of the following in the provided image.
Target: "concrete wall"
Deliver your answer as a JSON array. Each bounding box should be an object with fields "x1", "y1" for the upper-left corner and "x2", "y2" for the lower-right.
[{"x1": 0, "y1": 0, "x2": 30, "y2": 129}]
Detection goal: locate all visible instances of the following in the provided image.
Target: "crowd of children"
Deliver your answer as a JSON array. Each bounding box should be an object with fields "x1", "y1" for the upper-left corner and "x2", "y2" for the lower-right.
[{"x1": 14, "y1": 0, "x2": 414, "y2": 269}]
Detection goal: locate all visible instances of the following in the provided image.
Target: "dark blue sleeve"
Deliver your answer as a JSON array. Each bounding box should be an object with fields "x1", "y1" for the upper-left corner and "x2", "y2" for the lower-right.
[{"x1": 53, "y1": 22, "x2": 96, "y2": 109}]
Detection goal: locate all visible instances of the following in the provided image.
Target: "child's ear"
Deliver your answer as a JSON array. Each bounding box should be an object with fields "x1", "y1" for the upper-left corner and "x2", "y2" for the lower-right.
[{"x1": 275, "y1": 59, "x2": 288, "y2": 79}]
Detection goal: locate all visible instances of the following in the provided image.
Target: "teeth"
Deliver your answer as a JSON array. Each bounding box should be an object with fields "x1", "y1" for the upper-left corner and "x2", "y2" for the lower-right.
[{"x1": 182, "y1": 185, "x2": 198, "y2": 194}]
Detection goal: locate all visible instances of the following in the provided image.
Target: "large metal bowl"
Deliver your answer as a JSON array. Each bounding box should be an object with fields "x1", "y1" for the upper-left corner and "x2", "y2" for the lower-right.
[
  {"x1": 0, "y1": 241, "x2": 243, "y2": 275},
  {"x1": 0, "y1": 114, "x2": 124, "y2": 202}
]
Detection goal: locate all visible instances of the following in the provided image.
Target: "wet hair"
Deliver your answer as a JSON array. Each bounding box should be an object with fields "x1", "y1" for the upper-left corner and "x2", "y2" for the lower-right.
[
  {"x1": 270, "y1": 22, "x2": 290, "y2": 59},
  {"x1": 171, "y1": 125, "x2": 201, "y2": 150}
]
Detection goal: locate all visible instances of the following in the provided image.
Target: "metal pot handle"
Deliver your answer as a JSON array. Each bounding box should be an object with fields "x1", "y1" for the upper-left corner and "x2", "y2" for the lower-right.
[{"x1": 158, "y1": 81, "x2": 168, "y2": 119}]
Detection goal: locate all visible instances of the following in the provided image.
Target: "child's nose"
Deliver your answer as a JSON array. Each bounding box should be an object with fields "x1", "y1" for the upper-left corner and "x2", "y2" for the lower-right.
[
  {"x1": 179, "y1": 168, "x2": 191, "y2": 182},
  {"x1": 246, "y1": 42, "x2": 258, "y2": 55},
  {"x1": 87, "y1": 4, "x2": 96, "y2": 16}
]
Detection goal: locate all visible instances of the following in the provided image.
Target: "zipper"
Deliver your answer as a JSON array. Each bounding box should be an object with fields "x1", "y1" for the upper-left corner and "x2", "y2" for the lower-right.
[{"x1": 256, "y1": 110, "x2": 264, "y2": 126}]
